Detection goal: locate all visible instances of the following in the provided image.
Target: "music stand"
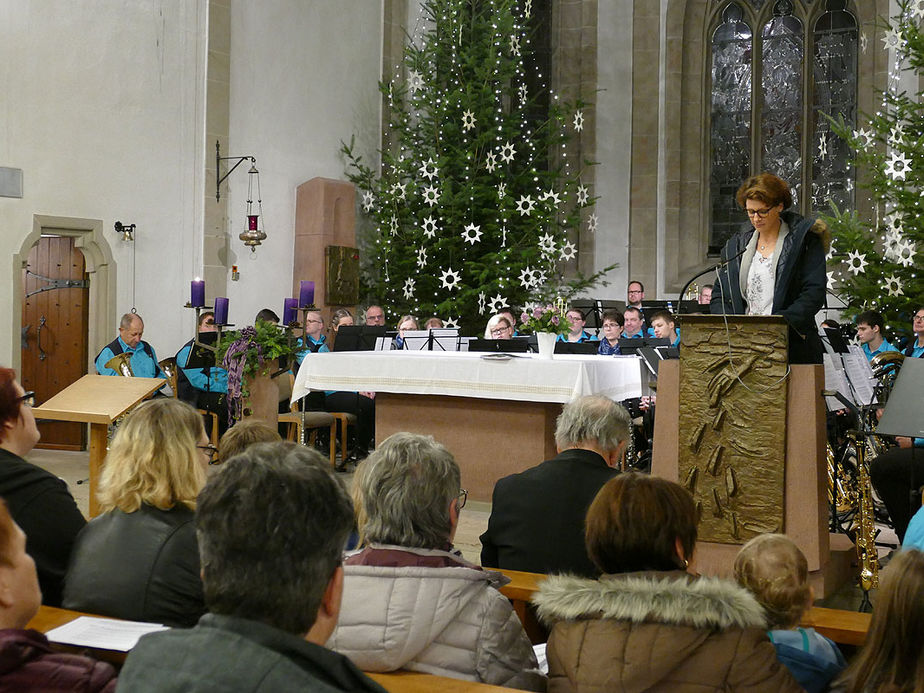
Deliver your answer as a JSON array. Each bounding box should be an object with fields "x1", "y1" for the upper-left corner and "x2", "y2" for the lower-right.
[
  {"x1": 554, "y1": 341, "x2": 598, "y2": 355},
  {"x1": 570, "y1": 299, "x2": 599, "y2": 329},
  {"x1": 468, "y1": 338, "x2": 530, "y2": 354},
  {"x1": 333, "y1": 325, "x2": 390, "y2": 352},
  {"x1": 184, "y1": 332, "x2": 219, "y2": 369},
  {"x1": 877, "y1": 358, "x2": 924, "y2": 439},
  {"x1": 618, "y1": 337, "x2": 670, "y2": 355}
]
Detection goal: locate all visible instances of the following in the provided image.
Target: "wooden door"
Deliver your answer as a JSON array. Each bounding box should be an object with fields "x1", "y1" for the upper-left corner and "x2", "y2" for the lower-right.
[{"x1": 21, "y1": 236, "x2": 89, "y2": 450}]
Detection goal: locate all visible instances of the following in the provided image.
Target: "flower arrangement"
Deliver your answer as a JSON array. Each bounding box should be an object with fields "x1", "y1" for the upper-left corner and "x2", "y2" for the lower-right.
[{"x1": 519, "y1": 301, "x2": 570, "y2": 337}]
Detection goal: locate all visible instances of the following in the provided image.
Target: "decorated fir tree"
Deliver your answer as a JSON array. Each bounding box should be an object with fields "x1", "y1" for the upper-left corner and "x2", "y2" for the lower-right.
[
  {"x1": 341, "y1": 0, "x2": 611, "y2": 332},
  {"x1": 824, "y1": 0, "x2": 923, "y2": 334}
]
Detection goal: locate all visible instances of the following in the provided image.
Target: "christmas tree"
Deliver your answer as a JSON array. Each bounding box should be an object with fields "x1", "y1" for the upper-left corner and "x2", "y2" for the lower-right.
[
  {"x1": 824, "y1": 0, "x2": 923, "y2": 333},
  {"x1": 341, "y1": 0, "x2": 612, "y2": 332}
]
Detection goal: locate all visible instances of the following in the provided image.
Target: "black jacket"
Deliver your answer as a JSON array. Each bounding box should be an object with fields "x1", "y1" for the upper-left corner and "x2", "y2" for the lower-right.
[
  {"x1": 0, "y1": 448, "x2": 86, "y2": 607},
  {"x1": 63, "y1": 503, "x2": 204, "y2": 627},
  {"x1": 710, "y1": 210, "x2": 828, "y2": 364},
  {"x1": 480, "y1": 448, "x2": 619, "y2": 578}
]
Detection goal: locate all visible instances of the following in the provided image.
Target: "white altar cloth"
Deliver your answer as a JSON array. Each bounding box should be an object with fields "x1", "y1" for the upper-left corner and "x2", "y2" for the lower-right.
[{"x1": 292, "y1": 350, "x2": 646, "y2": 404}]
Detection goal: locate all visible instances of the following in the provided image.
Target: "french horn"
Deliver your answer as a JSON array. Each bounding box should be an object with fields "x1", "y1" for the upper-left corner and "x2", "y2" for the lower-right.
[
  {"x1": 104, "y1": 352, "x2": 134, "y2": 377},
  {"x1": 159, "y1": 357, "x2": 179, "y2": 396}
]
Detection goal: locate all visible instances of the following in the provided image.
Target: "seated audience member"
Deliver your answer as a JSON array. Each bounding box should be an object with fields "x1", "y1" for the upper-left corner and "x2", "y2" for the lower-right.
[
  {"x1": 63, "y1": 399, "x2": 207, "y2": 627},
  {"x1": 649, "y1": 308, "x2": 681, "y2": 347},
  {"x1": 392, "y1": 315, "x2": 418, "y2": 349},
  {"x1": 176, "y1": 311, "x2": 228, "y2": 432},
  {"x1": 363, "y1": 304, "x2": 386, "y2": 326},
  {"x1": 830, "y1": 549, "x2": 924, "y2": 693},
  {"x1": 597, "y1": 310, "x2": 624, "y2": 355},
  {"x1": 856, "y1": 310, "x2": 900, "y2": 360},
  {"x1": 481, "y1": 396, "x2": 630, "y2": 577},
  {"x1": 622, "y1": 306, "x2": 645, "y2": 339},
  {"x1": 903, "y1": 306, "x2": 924, "y2": 358},
  {"x1": 118, "y1": 443, "x2": 386, "y2": 692},
  {"x1": 0, "y1": 368, "x2": 85, "y2": 607},
  {"x1": 734, "y1": 534, "x2": 846, "y2": 692},
  {"x1": 559, "y1": 307, "x2": 594, "y2": 343},
  {"x1": 0, "y1": 499, "x2": 117, "y2": 692},
  {"x1": 423, "y1": 316, "x2": 444, "y2": 329},
  {"x1": 216, "y1": 419, "x2": 281, "y2": 465},
  {"x1": 485, "y1": 313, "x2": 514, "y2": 339},
  {"x1": 533, "y1": 473, "x2": 801, "y2": 692},
  {"x1": 294, "y1": 309, "x2": 330, "y2": 368},
  {"x1": 254, "y1": 308, "x2": 279, "y2": 324},
  {"x1": 329, "y1": 433, "x2": 543, "y2": 691},
  {"x1": 698, "y1": 285, "x2": 712, "y2": 305},
  {"x1": 95, "y1": 312, "x2": 165, "y2": 378}
]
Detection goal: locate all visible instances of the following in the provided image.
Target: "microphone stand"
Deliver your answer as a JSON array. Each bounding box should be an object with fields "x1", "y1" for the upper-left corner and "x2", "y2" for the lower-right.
[{"x1": 677, "y1": 246, "x2": 749, "y2": 314}]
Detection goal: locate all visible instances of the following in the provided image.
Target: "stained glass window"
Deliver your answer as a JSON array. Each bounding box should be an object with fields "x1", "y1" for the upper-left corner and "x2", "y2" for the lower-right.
[{"x1": 708, "y1": 0, "x2": 857, "y2": 254}]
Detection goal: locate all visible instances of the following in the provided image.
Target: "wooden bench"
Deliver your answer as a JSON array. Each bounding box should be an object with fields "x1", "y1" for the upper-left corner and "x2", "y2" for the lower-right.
[{"x1": 496, "y1": 568, "x2": 872, "y2": 646}]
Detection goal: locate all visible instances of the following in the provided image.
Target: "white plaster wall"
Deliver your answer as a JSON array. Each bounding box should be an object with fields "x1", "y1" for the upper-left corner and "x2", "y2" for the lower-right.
[
  {"x1": 593, "y1": 2, "x2": 633, "y2": 301},
  {"x1": 0, "y1": 0, "x2": 207, "y2": 366},
  {"x1": 223, "y1": 1, "x2": 383, "y2": 324}
]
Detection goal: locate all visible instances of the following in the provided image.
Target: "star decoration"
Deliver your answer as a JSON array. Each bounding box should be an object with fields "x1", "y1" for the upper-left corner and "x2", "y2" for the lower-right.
[
  {"x1": 485, "y1": 151, "x2": 497, "y2": 173},
  {"x1": 912, "y1": 0, "x2": 924, "y2": 20},
  {"x1": 852, "y1": 128, "x2": 874, "y2": 149},
  {"x1": 885, "y1": 275, "x2": 904, "y2": 297},
  {"x1": 419, "y1": 158, "x2": 438, "y2": 181},
  {"x1": 443, "y1": 317, "x2": 459, "y2": 329},
  {"x1": 846, "y1": 250, "x2": 868, "y2": 276},
  {"x1": 519, "y1": 266, "x2": 538, "y2": 289},
  {"x1": 885, "y1": 151, "x2": 911, "y2": 180},
  {"x1": 422, "y1": 216, "x2": 439, "y2": 239},
  {"x1": 825, "y1": 238, "x2": 837, "y2": 263},
  {"x1": 895, "y1": 239, "x2": 916, "y2": 267},
  {"x1": 461, "y1": 223, "x2": 483, "y2": 244},
  {"x1": 826, "y1": 270, "x2": 834, "y2": 287},
  {"x1": 885, "y1": 211, "x2": 903, "y2": 233},
  {"x1": 845, "y1": 177, "x2": 854, "y2": 192},
  {"x1": 501, "y1": 225, "x2": 508, "y2": 247},
  {"x1": 403, "y1": 277, "x2": 416, "y2": 300},
  {"x1": 361, "y1": 190, "x2": 374, "y2": 212},
  {"x1": 890, "y1": 123, "x2": 905, "y2": 144},
  {"x1": 573, "y1": 110, "x2": 584, "y2": 132},
  {"x1": 532, "y1": 269, "x2": 547, "y2": 287},
  {"x1": 543, "y1": 189, "x2": 561, "y2": 206},
  {"x1": 882, "y1": 25, "x2": 903, "y2": 51},
  {"x1": 510, "y1": 34, "x2": 521, "y2": 57},
  {"x1": 587, "y1": 213, "x2": 598, "y2": 232},
  {"x1": 560, "y1": 240, "x2": 577, "y2": 261},
  {"x1": 422, "y1": 185, "x2": 440, "y2": 206},
  {"x1": 489, "y1": 294, "x2": 506, "y2": 314},
  {"x1": 497, "y1": 182, "x2": 507, "y2": 199},
  {"x1": 416, "y1": 247, "x2": 428, "y2": 268},
  {"x1": 538, "y1": 233, "x2": 556, "y2": 254},
  {"x1": 576, "y1": 184, "x2": 589, "y2": 205},
  {"x1": 518, "y1": 83, "x2": 528, "y2": 106},
  {"x1": 440, "y1": 267, "x2": 461, "y2": 290},
  {"x1": 516, "y1": 195, "x2": 536, "y2": 216},
  {"x1": 389, "y1": 215, "x2": 399, "y2": 236},
  {"x1": 860, "y1": 32, "x2": 868, "y2": 54},
  {"x1": 407, "y1": 70, "x2": 424, "y2": 93},
  {"x1": 392, "y1": 182, "x2": 407, "y2": 201},
  {"x1": 499, "y1": 141, "x2": 515, "y2": 163},
  {"x1": 462, "y1": 109, "x2": 476, "y2": 132},
  {"x1": 884, "y1": 231, "x2": 905, "y2": 262},
  {"x1": 525, "y1": 0, "x2": 533, "y2": 18},
  {"x1": 817, "y1": 132, "x2": 828, "y2": 159},
  {"x1": 477, "y1": 291, "x2": 487, "y2": 315}
]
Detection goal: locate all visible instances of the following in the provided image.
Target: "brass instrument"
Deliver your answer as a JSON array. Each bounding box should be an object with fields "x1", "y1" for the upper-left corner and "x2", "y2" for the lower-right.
[
  {"x1": 159, "y1": 357, "x2": 179, "y2": 397},
  {"x1": 104, "y1": 352, "x2": 134, "y2": 377},
  {"x1": 868, "y1": 351, "x2": 906, "y2": 457},
  {"x1": 849, "y1": 429, "x2": 879, "y2": 606}
]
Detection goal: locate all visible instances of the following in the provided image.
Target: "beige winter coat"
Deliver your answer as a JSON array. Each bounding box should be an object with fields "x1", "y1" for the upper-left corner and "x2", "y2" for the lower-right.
[{"x1": 533, "y1": 571, "x2": 803, "y2": 693}]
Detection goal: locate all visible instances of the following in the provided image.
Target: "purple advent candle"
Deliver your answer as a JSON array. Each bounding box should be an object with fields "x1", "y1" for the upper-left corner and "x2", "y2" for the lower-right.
[
  {"x1": 190, "y1": 279, "x2": 205, "y2": 308},
  {"x1": 213, "y1": 297, "x2": 229, "y2": 325},
  {"x1": 282, "y1": 298, "x2": 298, "y2": 325},
  {"x1": 299, "y1": 280, "x2": 315, "y2": 308}
]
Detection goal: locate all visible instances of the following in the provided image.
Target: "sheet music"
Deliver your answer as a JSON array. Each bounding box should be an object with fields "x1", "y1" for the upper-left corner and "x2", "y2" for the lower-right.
[
  {"x1": 823, "y1": 347, "x2": 877, "y2": 409},
  {"x1": 823, "y1": 355, "x2": 852, "y2": 410},
  {"x1": 45, "y1": 616, "x2": 168, "y2": 651}
]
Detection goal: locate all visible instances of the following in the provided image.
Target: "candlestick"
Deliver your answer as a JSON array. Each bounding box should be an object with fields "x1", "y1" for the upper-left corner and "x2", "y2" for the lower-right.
[
  {"x1": 190, "y1": 279, "x2": 205, "y2": 308},
  {"x1": 282, "y1": 298, "x2": 298, "y2": 326},
  {"x1": 214, "y1": 297, "x2": 229, "y2": 325},
  {"x1": 299, "y1": 280, "x2": 315, "y2": 308}
]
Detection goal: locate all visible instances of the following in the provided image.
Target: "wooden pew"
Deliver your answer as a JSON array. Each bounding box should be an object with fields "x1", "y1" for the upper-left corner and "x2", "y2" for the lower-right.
[
  {"x1": 26, "y1": 605, "x2": 130, "y2": 665},
  {"x1": 368, "y1": 671, "x2": 520, "y2": 691},
  {"x1": 496, "y1": 568, "x2": 872, "y2": 647}
]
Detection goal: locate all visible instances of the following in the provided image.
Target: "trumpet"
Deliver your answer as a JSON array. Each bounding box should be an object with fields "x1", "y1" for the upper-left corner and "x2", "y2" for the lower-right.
[{"x1": 104, "y1": 352, "x2": 134, "y2": 377}]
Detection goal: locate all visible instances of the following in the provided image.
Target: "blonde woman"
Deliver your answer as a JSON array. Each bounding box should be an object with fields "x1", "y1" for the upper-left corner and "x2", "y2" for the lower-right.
[{"x1": 63, "y1": 398, "x2": 210, "y2": 627}]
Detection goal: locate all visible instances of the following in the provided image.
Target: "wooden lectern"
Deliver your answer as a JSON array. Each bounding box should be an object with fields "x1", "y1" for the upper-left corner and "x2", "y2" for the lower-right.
[
  {"x1": 652, "y1": 315, "x2": 853, "y2": 596},
  {"x1": 33, "y1": 375, "x2": 164, "y2": 517}
]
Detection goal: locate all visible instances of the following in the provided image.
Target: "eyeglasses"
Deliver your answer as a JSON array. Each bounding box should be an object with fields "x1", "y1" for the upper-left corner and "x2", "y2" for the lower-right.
[
  {"x1": 627, "y1": 290, "x2": 643, "y2": 295},
  {"x1": 491, "y1": 327, "x2": 511, "y2": 336},
  {"x1": 457, "y1": 488, "x2": 468, "y2": 510},
  {"x1": 17, "y1": 391, "x2": 35, "y2": 408},
  {"x1": 914, "y1": 314, "x2": 924, "y2": 321},
  {"x1": 198, "y1": 444, "x2": 219, "y2": 464},
  {"x1": 746, "y1": 207, "x2": 773, "y2": 218}
]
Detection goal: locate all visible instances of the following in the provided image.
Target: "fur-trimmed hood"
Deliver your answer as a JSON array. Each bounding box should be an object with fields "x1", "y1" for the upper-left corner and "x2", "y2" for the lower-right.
[{"x1": 533, "y1": 572, "x2": 768, "y2": 631}]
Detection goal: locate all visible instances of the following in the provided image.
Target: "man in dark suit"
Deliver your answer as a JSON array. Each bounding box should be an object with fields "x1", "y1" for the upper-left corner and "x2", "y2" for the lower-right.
[{"x1": 480, "y1": 395, "x2": 631, "y2": 578}]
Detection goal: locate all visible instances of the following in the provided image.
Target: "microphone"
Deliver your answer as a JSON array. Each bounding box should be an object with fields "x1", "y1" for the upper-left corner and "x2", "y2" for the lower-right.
[{"x1": 677, "y1": 245, "x2": 748, "y2": 314}]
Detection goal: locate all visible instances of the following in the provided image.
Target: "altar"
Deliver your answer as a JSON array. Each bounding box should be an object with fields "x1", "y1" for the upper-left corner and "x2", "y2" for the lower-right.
[{"x1": 292, "y1": 351, "x2": 646, "y2": 500}]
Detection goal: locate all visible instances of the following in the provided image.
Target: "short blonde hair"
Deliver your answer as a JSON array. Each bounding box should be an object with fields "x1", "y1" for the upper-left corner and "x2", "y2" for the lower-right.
[
  {"x1": 218, "y1": 420, "x2": 281, "y2": 464},
  {"x1": 734, "y1": 533, "x2": 812, "y2": 629},
  {"x1": 98, "y1": 398, "x2": 206, "y2": 513}
]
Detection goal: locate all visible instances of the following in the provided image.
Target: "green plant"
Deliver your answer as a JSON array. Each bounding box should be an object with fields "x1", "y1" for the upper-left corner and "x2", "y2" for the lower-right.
[{"x1": 518, "y1": 302, "x2": 569, "y2": 337}]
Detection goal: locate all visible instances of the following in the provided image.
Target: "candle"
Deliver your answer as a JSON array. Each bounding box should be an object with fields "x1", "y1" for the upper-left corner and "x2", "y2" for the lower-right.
[
  {"x1": 299, "y1": 280, "x2": 315, "y2": 308},
  {"x1": 214, "y1": 297, "x2": 229, "y2": 325},
  {"x1": 282, "y1": 298, "x2": 297, "y2": 325},
  {"x1": 190, "y1": 279, "x2": 205, "y2": 308}
]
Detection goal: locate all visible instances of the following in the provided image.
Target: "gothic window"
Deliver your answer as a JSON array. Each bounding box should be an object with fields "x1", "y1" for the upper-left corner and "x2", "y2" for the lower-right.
[{"x1": 708, "y1": 0, "x2": 857, "y2": 254}]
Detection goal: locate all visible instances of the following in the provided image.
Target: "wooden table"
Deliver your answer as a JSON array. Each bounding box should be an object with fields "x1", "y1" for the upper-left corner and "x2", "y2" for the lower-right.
[
  {"x1": 33, "y1": 374, "x2": 163, "y2": 516},
  {"x1": 27, "y1": 604, "x2": 129, "y2": 665}
]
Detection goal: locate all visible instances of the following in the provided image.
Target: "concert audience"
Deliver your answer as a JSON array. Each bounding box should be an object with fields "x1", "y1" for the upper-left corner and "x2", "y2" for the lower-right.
[
  {"x1": 118, "y1": 442, "x2": 386, "y2": 692},
  {"x1": 0, "y1": 368, "x2": 85, "y2": 607},
  {"x1": 63, "y1": 399, "x2": 207, "y2": 627},
  {"x1": 329, "y1": 432, "x2": 543, "y2": 690},
  {"x1": 216, "y1": 419, "x2": 281, "y2": 465},
  {"x1": 734, "y1": 534, "x2": 846, "y2": 692},
  {"x1": 481, "y1": 395, "x2": 630, "y2": 577},
  {"x1": 0, "y1": 498, "x2": 117, "y2": 692},
  {"x1": 533, "y1": 473, "x2": 802, "y2": 692},
  {"x1": 830, "y1": 548, "x2": 924, "y2": 693},
  {"x1": 597, "y1": 309, "x2": 624, "y2": 355}
]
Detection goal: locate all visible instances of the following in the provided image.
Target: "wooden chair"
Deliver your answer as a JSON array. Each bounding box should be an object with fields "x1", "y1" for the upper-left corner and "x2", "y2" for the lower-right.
[
  {"x1": 328, "y1": 411, "x2": 358, "y2": 462},
  {"x1": 279, "y1": 374, "x2": 338, "y2": 467}
]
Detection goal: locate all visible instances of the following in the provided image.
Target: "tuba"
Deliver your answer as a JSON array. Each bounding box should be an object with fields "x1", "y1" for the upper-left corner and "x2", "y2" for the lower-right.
[
  {"x1": 104, "y1": 352, "x2": 134, "y2": 377},
  {"x1": 159, "y1": 357, "x2": 179, "y2": 396}
]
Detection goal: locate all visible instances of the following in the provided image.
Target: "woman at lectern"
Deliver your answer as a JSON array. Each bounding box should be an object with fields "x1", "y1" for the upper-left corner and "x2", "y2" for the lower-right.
[{"x1": 710, "y1": 172, "x2": 829, "y2": 364}]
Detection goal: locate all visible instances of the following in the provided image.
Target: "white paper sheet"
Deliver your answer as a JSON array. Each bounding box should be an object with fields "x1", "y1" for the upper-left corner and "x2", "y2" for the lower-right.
[{"x1": 45, "y1": 616, "x2": 168, "y2": 651}]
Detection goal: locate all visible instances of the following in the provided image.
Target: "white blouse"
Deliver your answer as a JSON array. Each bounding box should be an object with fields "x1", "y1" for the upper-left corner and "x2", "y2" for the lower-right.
[{"x1": 746, "y1": 251, "x2": 774, "y2": 316}]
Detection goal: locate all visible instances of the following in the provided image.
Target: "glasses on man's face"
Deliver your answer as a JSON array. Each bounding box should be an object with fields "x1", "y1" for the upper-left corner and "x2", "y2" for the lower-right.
[
  {"x1": 627, "y1": 290, "x2": 643, "y2": 296},
  {"x1": 457, "y1": 488, "x2": 468, "y2": 510},
  {"x1": 198, "y1": 444, "x2": 219, "y2": 464},
  {"x1": 746, "y1": 207, "x2": 773, "y2": 219},
  {"x1": 913, "y1": 314, "x2": 924, "y2": 322},
  {"x1": 17, "y1": 391, "x2": 35, "y2": 408}
]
